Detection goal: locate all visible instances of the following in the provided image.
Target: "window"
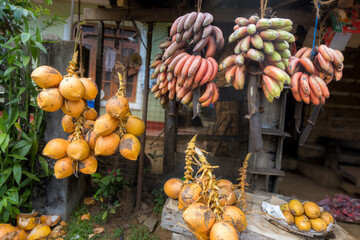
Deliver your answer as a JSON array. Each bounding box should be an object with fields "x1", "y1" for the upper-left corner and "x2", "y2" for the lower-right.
[{"x1": 73, "y1": 24, "x2": 141, "y2": 103}]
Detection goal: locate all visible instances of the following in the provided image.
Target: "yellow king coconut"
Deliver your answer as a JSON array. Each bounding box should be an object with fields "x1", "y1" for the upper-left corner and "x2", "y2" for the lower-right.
[
  {"x1": 83, "y1": 120, "x2": 95, "y2": 134},
  {"x1": 93, "y1": 113, "x2": 118, "y2": 137},
  {"x1": 79, "y1": 155, "x2": 98, "y2": 174},
  {"x1": 178, "y1": 183, "x2": 202, "y2": 210},
  {"x1": 37, "y1": 88, "x2": 63, "y2": 112},
  {"x1": 85, "y1": 129, "x2": 97, "y2": 151},
  {"x1": 27, "y1": 224, "x2": 51, "y2": 240},
  {"x1": 42, "y1": 138, "x2": 69, "y2": 159},
  {"x1": 0, "y1": 224, "x2": 17, "y2": 239},
  {"x1": 221, "y1": 206, "x2": 247, "y2": 232},
  {"x1": 31, "y1": 66, "x2": 63, "y2": 89},
  {"x1": 119, "y1": 134, "x2": 141, "y2": 160},
  {"x1": 79, "y1": 78, "x2": 98, "y2": 101},
  {"x1": 164, "y1": 178, "x2": 183, "y2": 199},
  {"x1": 67, "y1": 139, "x2": 90, "y2": 161},
  {"x1": 54, "y1": 157, "x2": 74, "y2": 179},
  {"x1": 61, "y1": 115, "x2": 75, "y2": 133},
  {"x1": 125, "y1": 115, "x2": 145, "y2": 137},
  {"x1": 61, "y1": 99, "x2": 85, "y2": 118},
  {"x1": 94, "y1": 133, "x2": 120, "y2": 156},
  {"x1": 183, "y1": 203, "x2": 215, "y2": 234},
  {"x1": 17, "y1": 217, "x2": 39, "y2": 231},
  {"x1": 58, "y1": 76, "x2": 84, "y2": 101},
  {"x1": 209, "y1": 221, "x2": 239, "y2": 240},
  {"x1": 40, "y1": 215, "x2": 61, "y2": 227},
  {"x1": 105, "y1": 95, "x2": 129, "y2": 119},
  {"x1": 83, "y1": 107, "x2": 98, "y2": 120},
  {"x1": 13, "y1": 230, "x2": 27, "y2": 240}
]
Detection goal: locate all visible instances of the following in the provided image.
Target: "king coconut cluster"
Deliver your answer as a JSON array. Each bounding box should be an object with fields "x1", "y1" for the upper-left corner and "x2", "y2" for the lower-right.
[
  {"x1": 0, "y1": 211, "x2": 67, "y2": 240},
  {"x1": 31, "y1": 66, "x2": 145, "y2": 179},
  {"x1": 163, "y1": 137, "x2": 247, "y2": 240},
  {"x1": 281, "y1": 199, "x2": 335, "y2": 232},
  {"x1": 220, "y1": 15, "x2": 294, "y2": 102}
]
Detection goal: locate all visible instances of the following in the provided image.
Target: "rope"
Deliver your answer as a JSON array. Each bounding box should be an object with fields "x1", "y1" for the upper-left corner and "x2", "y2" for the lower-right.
[
  {"x1": 197, "y1": 0, "x2": 202, "y2": 13},
  {"x1": 260, "y1": 0, "x2": 268, "y2": 18},
  {"x1": 311, "y1": 3, "x2": 320, "y2": 54}
]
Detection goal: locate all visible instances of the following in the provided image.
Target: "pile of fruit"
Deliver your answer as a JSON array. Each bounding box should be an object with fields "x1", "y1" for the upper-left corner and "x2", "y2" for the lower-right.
[
  {"x1": 32, "y1": 56, "x2": 145, "y2": 179},
  {"x1": 318, "y1": 194, "x2": 360, "y2": 223},
  {"x1": 0, "y1": 211, "x2": 67, "y2": 239},
  {"x1": 150, "y1": 11, "x2": 224, "y2": 108},
  {"x1": 280, "y1": 199, "x2": 335, "y2": 232},
  {"x1": 221, "y1": 15, "x2": 293, "y2": 102},
  {"x1": 288, "y1": 45, "x2": 344, "y2": 104},
  {"x1": 163, "y1": 136, "x2": 247, "y2": 240}
]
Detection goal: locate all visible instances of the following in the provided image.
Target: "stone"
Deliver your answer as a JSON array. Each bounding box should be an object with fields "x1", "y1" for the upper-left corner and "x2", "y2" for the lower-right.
[
  {"x1": 144, "y1": 216, "x2": 158, "y2": 232},
  {"x1": 137, "y1": 214, "x2": 147, "y2": 223}
]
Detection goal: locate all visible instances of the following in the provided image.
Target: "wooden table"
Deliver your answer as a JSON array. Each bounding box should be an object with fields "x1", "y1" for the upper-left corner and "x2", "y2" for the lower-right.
[{"x1": 160, "y1": 193, "x2": 355, "y2": 240}]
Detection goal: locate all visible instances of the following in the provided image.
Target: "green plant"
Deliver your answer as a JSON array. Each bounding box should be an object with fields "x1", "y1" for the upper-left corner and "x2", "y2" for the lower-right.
[
  {"x1": 127, "y1": 225, "x2": 159, "y2": 240},
  {"x1": 0, "y1": 0, "x2": 64, "y2": 223},
  {"x1": 113, "y1": 227, "x2": 124, "y2": 238},
  {"x1": 148, "y1": 150, "x2": 164, "y2": 163},
  {"x1": 151, "y1": 188, "x2": 165, "y2": 214},
  {"x1": 91, "y1": 169, "x2": 128, "y2": 201}
]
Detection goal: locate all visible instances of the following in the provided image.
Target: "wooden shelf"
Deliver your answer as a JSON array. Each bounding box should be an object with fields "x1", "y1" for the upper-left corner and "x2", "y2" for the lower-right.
[
  {"x1": 249, "y1": 168, "x2": 285, "y2": 177},
  {"x1": 261, "y1": 128, "x2": 291, "y2": 137}
]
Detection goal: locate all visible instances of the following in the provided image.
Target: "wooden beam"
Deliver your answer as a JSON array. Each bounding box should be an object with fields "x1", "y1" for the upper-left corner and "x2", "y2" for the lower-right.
[
  {"x1": 84, "y1": 8, "x2": 315, "y2": 25},
  {"x1": 94, "y1": 21, "x2": 104, "y2": 113}
]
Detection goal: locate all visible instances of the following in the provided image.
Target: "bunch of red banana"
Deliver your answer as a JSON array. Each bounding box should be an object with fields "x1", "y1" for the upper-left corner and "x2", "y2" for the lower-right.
[
  {"x1": 149, "y1": 12, "x2": 224, "y2": 108},
  {"x1": 220, "y1": 15, "x2": 293, "y2": 102},
  {"x1": 288, "y1": 45, "x2": 344, "y2": 84},
  {"x1": 287, "y1": 45, "x2": 344, "y2": 105}
]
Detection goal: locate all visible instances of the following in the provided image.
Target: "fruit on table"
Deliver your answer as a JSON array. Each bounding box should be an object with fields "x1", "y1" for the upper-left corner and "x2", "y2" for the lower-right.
[
  {"x1": 303, "y1": 201, "x2": 321, "y2": 219},
  {"x1": 210, "y1": 221, "x2": 239, "y2": 240},
  {"x1": 164, "y1": 178, "x2": 184, "y2": 199},
  {"x1": 280, "y1": 203, "x2": 290, "y2": 212},
  {"x1": 289, "y1": 199, "x2": 304, "y2": 216},
  {"x1": 182, "y1": 203, "x2": 215, "y2": 233},
  {"x1": 17, "y1": 217, "x2": 39, "y2": 231},
  {"x1": 216, "y1": 179, "x2": 233, "y2": 190},
  {"x1": 310, "y1": 218, "x2": 327, "y2": 232},
  {"x1": 217, "y1": 187, "x2": 236, "y2": 207},
  {"x1": 0, "y1": 224, "x2": 17, "y2": 239},
  {"x1": 221, "y1": 206, "x2": 247, "y2": 232},
  {"x1": 320, "y1": 211, "x2": 335, "y2": 226},
  {"x1": 282, "y1": 211, "x2": 295, "y2": 225},
  {"x1": 294, "y1": 215, "x2": 311, "y2": 232},
  {"x1": 178, "y1": 183, "x2": 203, "y2": 210},
  {"x1": 27, "y1": 224, "x2": 51, "y2": 240}
]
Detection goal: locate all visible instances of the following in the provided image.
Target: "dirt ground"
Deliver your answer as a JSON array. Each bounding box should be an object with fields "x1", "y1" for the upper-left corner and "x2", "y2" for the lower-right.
[{"x1": 278, "y1": 171, "x2": 360, "y2": 240}]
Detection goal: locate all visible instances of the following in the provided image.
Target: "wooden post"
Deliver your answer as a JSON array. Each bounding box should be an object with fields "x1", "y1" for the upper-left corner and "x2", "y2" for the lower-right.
[
  {"x1": 164, "y1": 99, "x2": 178, "y2": 173},
  {"x1": 247, "y1": 63, "x2": 263, "y2": 152},
  {"x1": 94, "y1": 21, "x2": 104, "y2": 113},
  {"x1": 135, "y1": 22, "x2": 153, "y2": 211}
]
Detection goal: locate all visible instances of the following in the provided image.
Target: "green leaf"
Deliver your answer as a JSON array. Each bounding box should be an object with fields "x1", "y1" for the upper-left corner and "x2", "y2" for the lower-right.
[
  {"x1": 100, "y1": 175, "x2": 111, "y2": 185},
  {"x1": 22, "y1": 56, "x2": 30, "y2": 67},
  {"x1": 35, "y1": 41, "x2": 47, "y2": 53},
  {"x1": 0, "y1": 133, "x2": 7, "y2": 147},
  {"x1": 21, "y1": 33, "x2": 31, "y2": 44},
  {"x1": 110, "y1": 208, "x2": 116, "y2": 214},
  {"x1": 39, "y1": 157, "x2": 49, "y2": 176},
  {"x1": 22, "y1": 170, "x2": 40, "y2": 182},
  {"x1": 6, "y1": 189, "x2": 19, "y2": 205},
  {"x1": 13, "y1": 140, "x2": 31, "y2": 149},
  {"x1": 102, "y1": 210, "x2": 108, "y2": 220},
  {"x1": 0, "y1": 134, "x2": 10, "y2": 152},
  {"x1": 0, "y1": 185, "x2": 7, "y2": 197},
  {"x1": 16, "y1": 87, "x2": 27, "y2": 97},
  {"x1": 3, "y1": 210, "x2": 9, "y2": 222},
  {"x1": 14, "y1": 7, "x2": 22, "y2": 20},
  {"x1": 8, "y1": 154, "x2": 27, "y2": 160},
  {"x1": 5, "y1": 97, "x2": 22, "y2": 106},
  {"x1": 8, "y1": 104, "x2": 19, "y2": 127},
  {"x1": 91, "y1": 173, "x2": 102, "y2": 179},
  {"x1": 19, "y1": 178, "x2": 32, "y2": 188},
  {"x1": 19, "y1": 190, "x2": 30, "y2": 205},
  {"x1": 13, "y1": 164, "x2": 22, "y2": 185},
  {"x1": 18, "y1": 142, "x2": 32, "y2": 157},
  {"x1": 7, "y1": 54, "x2": 15, "y2": 65},
  {"x1": 30, "y1": 138, "x2": 38, "y2": 160},
  {"x1": 4, "y1": 66, "x2": 16, "y2": 76}
]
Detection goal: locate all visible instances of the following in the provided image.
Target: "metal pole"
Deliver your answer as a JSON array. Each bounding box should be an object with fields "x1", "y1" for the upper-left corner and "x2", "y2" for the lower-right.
[
  {"x1": 94, "y1": 21, "x2": 104, "y2": 113},
  {"x1": 135, "y1": 22, "x2": 153, "y2": 211},
  {"x1": 70, "y1": 0, "x2": 75, "y2": 31}
]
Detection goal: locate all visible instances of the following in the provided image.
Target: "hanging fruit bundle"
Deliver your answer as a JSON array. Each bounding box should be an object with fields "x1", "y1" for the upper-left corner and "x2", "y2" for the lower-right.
[
  {"x1": 163, "y1": 136, "x2": 248, "y2": 240},
  {"x1": 32, "y1": 53, "x2": 100, "y2": 179},
  {"x1": 92, "y1": 73, "x2": 145, "y2": 161},
  {"x1": 287, "y1": 45, "x2": 344, "y2": 105},
  {"x1": 150, "y1": 11, "x2": 224, "y2": 108},
  {"x1": 220, "y1": 15, "x2": 294, "y2": 102}
]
